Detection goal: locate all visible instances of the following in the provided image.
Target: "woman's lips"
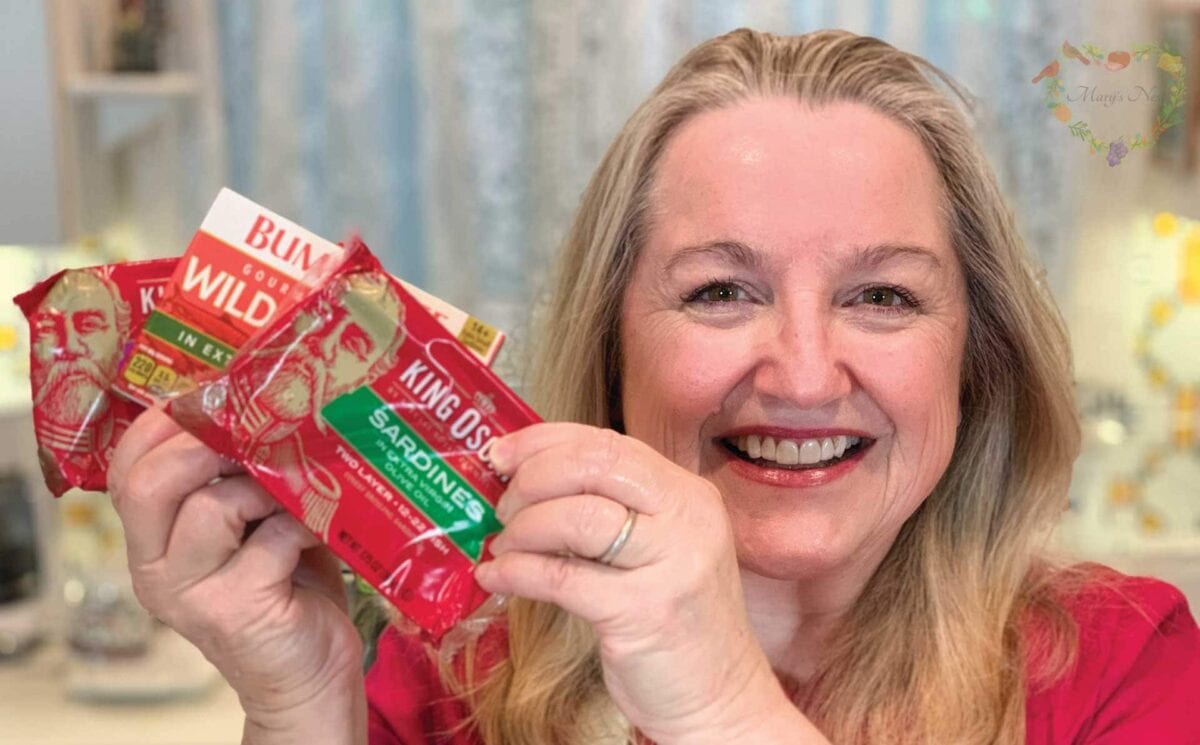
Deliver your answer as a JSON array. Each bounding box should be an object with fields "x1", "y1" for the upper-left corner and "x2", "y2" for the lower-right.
[{"x1": 718, "y1": 437, "x2": 873, "y2": 488}]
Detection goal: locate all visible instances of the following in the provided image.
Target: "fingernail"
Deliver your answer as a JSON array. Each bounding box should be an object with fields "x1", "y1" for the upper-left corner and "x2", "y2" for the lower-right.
[
  {"x1": 474, "y1": 561, "x2": 493, "y2": 583},
  {"x1": 494, "y1": 496, "x2": 510, "y2": 525},
  {"x1": 488, "y1": 436, "x2": 512, "y2": 471}
]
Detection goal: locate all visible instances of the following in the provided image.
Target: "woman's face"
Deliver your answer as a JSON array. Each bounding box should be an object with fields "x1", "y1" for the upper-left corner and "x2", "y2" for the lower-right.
[{"x1": 619, "y1": 97, "x2": 968, "y2": 580}]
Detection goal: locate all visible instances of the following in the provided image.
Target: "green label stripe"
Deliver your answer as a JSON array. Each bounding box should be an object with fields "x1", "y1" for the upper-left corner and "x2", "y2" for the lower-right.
[
  {"x1": 142, "y1": 311, "x2": 237, "y2": 370},
  {"x1": 321, "y1": 386, "x2": 501, "y2": 562}
]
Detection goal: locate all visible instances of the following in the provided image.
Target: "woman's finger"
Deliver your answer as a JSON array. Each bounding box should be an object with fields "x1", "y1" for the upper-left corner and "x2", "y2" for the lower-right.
[
  {"x1": 216, "y1": 511, "x2": 322, "y2": 593},
  {"x1": 162, "y1": 475, "x2": 281, "y2": 585},
  {"x1": 494, "y1": 434, "x2": 674, "y2": 523},
  {"x1": 489, "y1": 422, "x2": 604, "y2": 471},
  {"x1": 475, "y1": 550, "x2": 626, "y2": 625},
  {"x1": 108, "y1": 407, "x2": 183, "y2": 489},
  {"x1": 292, "y1": 545, "x2": 351, "y2": 613},
  {"x1": 490, "y1": 494, "x2": 654, "y2": 569},
  {"x1": 112, "y1": 430, "x2": 235, "y2": 566},
  {"x1": 116, "y1": 431, "x2": 246, "y2": 563}
]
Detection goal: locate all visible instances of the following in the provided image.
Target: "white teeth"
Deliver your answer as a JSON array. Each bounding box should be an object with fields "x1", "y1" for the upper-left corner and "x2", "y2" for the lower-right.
[
  {"x1": 798, "y1": 439, "x2": 822, "y2": 464},
  {"x1": 731, "y1": 433, "x2": 867, "y2": 467},
  {"x1": 776, "y1": 439, "x2": 800, "y2": 465}
]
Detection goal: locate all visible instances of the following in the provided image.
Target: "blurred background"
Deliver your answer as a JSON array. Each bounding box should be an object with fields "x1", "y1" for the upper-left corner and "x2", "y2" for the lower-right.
[{"x1": 0, "y1": 0, "x2": 1197, "y2": 742}]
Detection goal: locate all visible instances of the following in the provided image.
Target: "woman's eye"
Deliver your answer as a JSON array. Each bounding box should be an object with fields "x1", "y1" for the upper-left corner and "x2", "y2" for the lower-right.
[
  {"x1": 856, "y1": 285, "x2": 919, "y2": 312},
  {"x1": 686, "y1": 281, "x2": 747, "y2": 304},
  {"x1": 865, "y1": 287, "x2": 900, "y2": 306}
]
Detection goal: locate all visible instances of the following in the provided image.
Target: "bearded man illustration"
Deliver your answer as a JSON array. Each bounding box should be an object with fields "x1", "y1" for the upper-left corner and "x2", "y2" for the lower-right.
[
  {"x1": 29, "y1": 270, "x2": 132, "y2": 493},
  {"x1": 227, "y1": 271, "x2": 405, "y2": 540}
]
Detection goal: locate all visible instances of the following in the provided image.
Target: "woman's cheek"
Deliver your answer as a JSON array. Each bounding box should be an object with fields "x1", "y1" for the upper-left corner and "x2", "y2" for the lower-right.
[
  {"x1": 849, "y1": 327, "x2": 963, "y2": 474},
  {"x1": 645, "y1": 323, "x2": 762, "y2": 431},
  {"x1": 848, "y1": 321, "x2": 961, "y2": 394},
  {"x1": 669, "y1": 323, "x2": 757, "y2": 387},
  {"x1": 621, "y1": 319, "x2": 756, "y2": 465}
]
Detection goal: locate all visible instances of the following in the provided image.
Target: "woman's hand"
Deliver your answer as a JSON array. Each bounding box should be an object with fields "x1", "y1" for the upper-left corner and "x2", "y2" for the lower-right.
[
  {"x1": 475, "y1": 422, "x2": 817, "y2": 744},
  {"x1": 107, "y1": 408, "x2": 366, "y2": 745}
]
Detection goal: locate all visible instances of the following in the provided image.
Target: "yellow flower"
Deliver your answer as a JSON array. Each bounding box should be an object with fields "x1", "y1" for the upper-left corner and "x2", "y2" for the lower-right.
[
  {"x1": 1178, "y1": 388, "x2": 1197, "y2": 411},
  {"x1": 1139, "y1": 510, "x2": 1164, "y2": 535},
  {"x1": 1183, "y1": 228, "x2": 1200, "y2": 303},
  {"x1": 1158, "y1": 53, "x2": 1183, "y2": 76},
  {"x1": 1152, "y1": 211, "x2": 1178, "y2": 237},
  {"x1": 1108, "y1": 480, "x2": 1136, "y2": 506},
  {"x1": 1186, "y1": 226, "x2": 1200, "y2": 252},
  {"x1": 1150, "y1": 298, "x2": 1174, "y2": 326}
]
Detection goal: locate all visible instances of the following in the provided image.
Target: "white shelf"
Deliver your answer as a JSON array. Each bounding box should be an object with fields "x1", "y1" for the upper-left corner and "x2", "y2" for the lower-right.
[
  {"x1": 65, "y1": 72, "x2": 199, "y2": 100},
  {"x1": 50, "y1": 0, "x2": 225, "y2": 253},
  {"x1": 0, "y1": 630, "x2": 244, "y2": 745}
]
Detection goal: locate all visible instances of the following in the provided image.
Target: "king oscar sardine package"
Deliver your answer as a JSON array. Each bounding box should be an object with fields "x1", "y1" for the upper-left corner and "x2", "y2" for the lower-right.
[
  {"x1": 13, "y1": 258, "x2": 177, "y2": 495},
  {"x1": 115, "y1": 189, "x2": 505, "y2": 405},
  {"x1": 167, "y1": 238, "x2": 539, "y2": 642}
]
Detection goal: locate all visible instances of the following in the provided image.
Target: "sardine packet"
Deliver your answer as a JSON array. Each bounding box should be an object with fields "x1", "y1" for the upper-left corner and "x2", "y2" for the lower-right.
[
  {"x1": 168, "y1": 238, "x2": 540, "y2": 642},
  {"x1": 13, "y1": 258, "x2": 177, "y2": 495}
]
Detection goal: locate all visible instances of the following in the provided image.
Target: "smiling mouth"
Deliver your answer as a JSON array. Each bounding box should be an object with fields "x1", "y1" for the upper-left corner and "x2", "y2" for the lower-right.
[{"x1": 721, "y1": 434, "x2": 874, "y2": 470}]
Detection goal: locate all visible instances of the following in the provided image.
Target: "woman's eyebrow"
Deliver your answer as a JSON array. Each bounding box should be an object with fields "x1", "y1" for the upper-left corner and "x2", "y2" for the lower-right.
[
  {"x1": 662, "y1": 240, "x2": 764, "y2": 274},
  {"x1": 661, "y1": 239, "x2": 946, "y2": 276},
  {"x1": 841, "y1": 243, "x2": 945, "y2": 274}
]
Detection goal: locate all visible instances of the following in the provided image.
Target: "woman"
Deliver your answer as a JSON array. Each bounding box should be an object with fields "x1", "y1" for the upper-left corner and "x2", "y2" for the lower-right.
[{"x1": 107, "y1": 29, "x2": 1199, "y2": 744}]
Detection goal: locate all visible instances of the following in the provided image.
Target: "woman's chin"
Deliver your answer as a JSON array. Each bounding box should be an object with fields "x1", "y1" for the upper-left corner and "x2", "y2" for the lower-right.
[{"x1": 732, "y1": 531, "x2": 851, "y2": 581}]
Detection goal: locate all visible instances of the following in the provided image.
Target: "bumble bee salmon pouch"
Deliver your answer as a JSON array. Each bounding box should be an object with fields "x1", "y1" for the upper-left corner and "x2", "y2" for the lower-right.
[
  {"x1": 114, "y1": 188, "x2": 506, "y2": 406},
  {"x1": 114, "y1": 188, "x2": 347, "y2": 406}
]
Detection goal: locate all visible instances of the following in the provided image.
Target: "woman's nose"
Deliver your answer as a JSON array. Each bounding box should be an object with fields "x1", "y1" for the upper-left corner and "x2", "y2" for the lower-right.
[{"x1": 752, "y1": 305, "x2": 851, "y2": 408}]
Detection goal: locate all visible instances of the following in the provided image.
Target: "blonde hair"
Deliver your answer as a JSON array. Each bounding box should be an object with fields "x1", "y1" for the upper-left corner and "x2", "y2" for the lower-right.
[{"x1": 444, "y1": 28, "x2": 1082, "y2": 744}]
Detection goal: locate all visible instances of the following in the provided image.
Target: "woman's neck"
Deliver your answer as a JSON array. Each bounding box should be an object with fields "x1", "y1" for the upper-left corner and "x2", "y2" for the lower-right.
[{"x1": 738, "y1": 551, "x2": 886, "y2": 692}]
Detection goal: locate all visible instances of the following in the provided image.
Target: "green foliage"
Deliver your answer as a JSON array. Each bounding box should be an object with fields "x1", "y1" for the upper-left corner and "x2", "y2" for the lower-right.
[{"x1": 348, "y1": 573, "x2": 390, "y2": 672}]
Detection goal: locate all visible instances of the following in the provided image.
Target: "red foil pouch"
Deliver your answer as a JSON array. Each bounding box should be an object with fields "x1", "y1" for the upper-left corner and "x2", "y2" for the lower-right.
[
  {"x1": 115, "y1": 188, "x2": 347, "y2": 406},
  {"x1": 114, "y1": 188, "x2": 506, "y2": 405},
  {"x1": 168, "y1": 239, "x2": 539, "y2": 642},
  {"x1": 13, "y1": 258, "x2": 178, "y2": 496}
]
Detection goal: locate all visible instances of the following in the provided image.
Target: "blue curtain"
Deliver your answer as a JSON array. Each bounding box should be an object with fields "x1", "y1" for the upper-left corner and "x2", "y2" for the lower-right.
[
  {"x1": 214, "y1": 0, "x2": 1081, "y2": 343},
  {"x1": 217, "y1": 0, "x2": 425, "y2": 284}
]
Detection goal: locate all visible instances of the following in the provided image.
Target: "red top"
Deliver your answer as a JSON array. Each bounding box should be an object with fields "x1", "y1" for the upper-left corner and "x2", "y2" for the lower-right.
[{"x1": 366, "y1": 567, "x2": 1200, "y2": 744}]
